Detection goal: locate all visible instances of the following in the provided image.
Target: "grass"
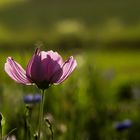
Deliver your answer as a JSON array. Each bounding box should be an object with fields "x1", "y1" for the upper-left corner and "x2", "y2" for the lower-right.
[
  {"x1": 0, "y1": 0, "x2": 140, "y2": 49},
  {"x1": 0, "y1": 0, "x2": 140, "y2": 26},
  {"x1": 0, "y1": 1, "x2": 140, "y2": 139},
  {"x1": 0, "y1": 49, "x2": 140, "y2": 139},
  {"x1": 1, "y1": 49, "x2": 140, "y2": 88}
]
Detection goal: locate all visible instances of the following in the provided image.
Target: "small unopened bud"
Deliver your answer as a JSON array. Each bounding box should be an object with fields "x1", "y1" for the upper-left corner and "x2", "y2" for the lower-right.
[
  {"x1": 7, "y1": 135, "x2": 16, "y2": 140},
  {"x1": 33, "y1": 132, "x2": 38, "y2": 140},
  {"x1": 44, "y1": 113, "x2": 54, "y2": 124}
]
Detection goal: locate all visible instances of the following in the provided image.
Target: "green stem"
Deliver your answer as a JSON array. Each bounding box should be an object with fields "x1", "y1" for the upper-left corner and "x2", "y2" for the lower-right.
[
  {"x1": 37, "y1": 90, "x2": 45, "y2": 140},
  {"x1": 25, "y1": 105, "x2": 32, "y2": 140},
  {"x1": 45, "y1": 119, "x2": 53, "y2": 140}
]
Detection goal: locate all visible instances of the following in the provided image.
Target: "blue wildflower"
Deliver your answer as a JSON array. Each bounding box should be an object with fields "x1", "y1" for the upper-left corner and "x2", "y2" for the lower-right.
[
  {"x1": 114, "y1": 119, "x2": 132, "y2": 131},
  {"x1": 23, "y1": 94, "x2": 41, "y2": 104}
]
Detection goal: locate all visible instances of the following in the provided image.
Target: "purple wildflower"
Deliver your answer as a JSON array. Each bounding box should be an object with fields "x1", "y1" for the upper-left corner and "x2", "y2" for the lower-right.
[{"x1": 5, "y1": 48, "x2": 77, "y2": 89}]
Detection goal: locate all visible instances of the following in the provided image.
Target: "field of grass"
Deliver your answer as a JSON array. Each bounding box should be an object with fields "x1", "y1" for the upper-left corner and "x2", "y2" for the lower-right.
[
  {"x1": 1, "y1": 49, "x2": 140, "y2": 84},
  {"x1": 0, "y1": 0, "x2": 140, "y2": 26},
  {"x1": 0, "y1": 49, "x2": 140, "y2": 139},
  {"x1": 0, "y1": 0, "x2": 140, "y2": 139},
  {"x1": 0, "y1": 0, "x2": 140, "y2": 49}
]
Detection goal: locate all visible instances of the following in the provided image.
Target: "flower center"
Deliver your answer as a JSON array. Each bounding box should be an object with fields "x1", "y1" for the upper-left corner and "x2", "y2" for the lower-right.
[{"x1": 36, "y1": 81, "x2": 51, "y2": 90}]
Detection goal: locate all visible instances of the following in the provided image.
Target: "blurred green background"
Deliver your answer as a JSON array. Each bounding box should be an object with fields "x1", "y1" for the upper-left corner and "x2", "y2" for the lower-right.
[{"x1": 0, "y1": 0, "x2": 140, "y2": 139}]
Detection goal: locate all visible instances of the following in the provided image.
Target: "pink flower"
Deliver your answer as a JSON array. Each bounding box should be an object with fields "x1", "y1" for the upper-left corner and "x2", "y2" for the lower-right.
[{"x1": 5, "y1": 48, "x2": 77, "y2": 89}]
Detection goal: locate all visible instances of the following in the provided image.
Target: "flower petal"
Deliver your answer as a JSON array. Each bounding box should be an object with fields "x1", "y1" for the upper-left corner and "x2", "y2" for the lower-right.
[
  {"x1": 40, "y1": 50, "x2": 63, "y2": 82},
  {"x1": 49, "y1": 68, "x2": 63, "y2": 83},
  {"x1": 26, "y1": 48, "x2": 44, "y2": 82},
  {"x1": 5, "y1": 57, "x2": 32, "y2": 84},
  {"x1": 41, "y1": 50, "x2": 63, "y2": 65},
  {"x1": 54, "y1": 56, "x2": 77, "y2": 84}
]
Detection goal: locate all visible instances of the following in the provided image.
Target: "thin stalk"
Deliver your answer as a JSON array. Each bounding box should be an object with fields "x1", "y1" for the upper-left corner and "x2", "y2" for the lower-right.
[
  {"x1": 25, "y1": 105, "x2": 32, "y2": 140},
  {"x1": 5, "y1": 128, "x2": 17, "y2": 140},
  {"x1": 45, "y1": 118, "x2": 53, "y2": 140},
  {"x1": 37, "y1": 90, "x2": 45, "y2": 140}
]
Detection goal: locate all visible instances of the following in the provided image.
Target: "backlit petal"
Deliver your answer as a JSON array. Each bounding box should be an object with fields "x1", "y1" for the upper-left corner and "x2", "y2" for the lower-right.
[
  {"x1": 54, "y1": 56, "x2": 77, "y2": 84},
  {"x1": 40, "y1": 50, "x2": 63, "y2": 82},
  {"x1": 26, "y1": 48, "x2": 44, "y2": 82},
  {"x1": 5, "y1": 57, "x2": 31, "y2": 84}
]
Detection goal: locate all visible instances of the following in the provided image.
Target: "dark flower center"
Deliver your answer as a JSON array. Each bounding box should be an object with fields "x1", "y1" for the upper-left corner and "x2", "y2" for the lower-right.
[{"x1": 36, "y1": 80, "x2": 51, "y2": 90}]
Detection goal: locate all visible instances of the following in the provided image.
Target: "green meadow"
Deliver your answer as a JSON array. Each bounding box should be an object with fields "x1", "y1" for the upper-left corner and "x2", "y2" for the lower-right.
[
  {"x1": 0, "y1": 50, "x2": 140, "y2": 139},
  {"x1": 0, "y1": 0, "x2": 140, "y2": 139}
]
